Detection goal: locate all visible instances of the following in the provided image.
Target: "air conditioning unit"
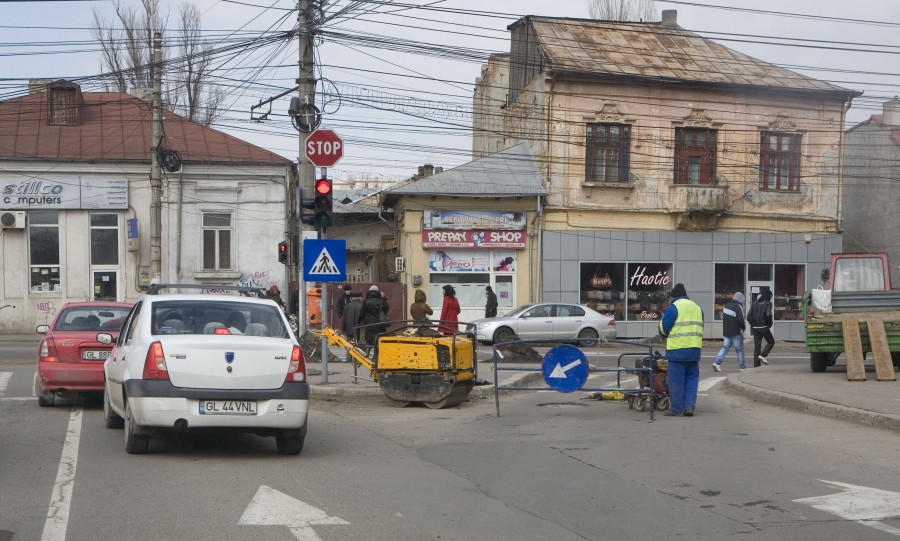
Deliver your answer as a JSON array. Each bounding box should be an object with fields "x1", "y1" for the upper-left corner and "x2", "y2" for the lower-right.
[
  {"x1": 0, "y1": 211, "x2": 25, "y2": 229},
  {"x1": 394, "y1": 257, "x2": 406, "y2": 273}
]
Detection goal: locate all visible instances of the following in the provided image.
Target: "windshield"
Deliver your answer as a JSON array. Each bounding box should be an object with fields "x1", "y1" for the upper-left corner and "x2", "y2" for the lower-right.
[
  {"x1": 833, "y1": 257, "x2": 886, "y2": 292},
  {"x1": 502, "y1": 305, "x2": 533, "y2": 318},
  {"x1": 151, "y1": 300, "x2": 290, "y2": 338}
]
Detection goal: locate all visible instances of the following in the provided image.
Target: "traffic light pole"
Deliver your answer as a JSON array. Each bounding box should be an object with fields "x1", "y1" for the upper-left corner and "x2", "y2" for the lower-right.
[
  {"x1": 297, "y1": 0, "x2": 315, "y2": 345},
  {"x1": 319, "y1": 167, "x2": 328, "y2": 383}
]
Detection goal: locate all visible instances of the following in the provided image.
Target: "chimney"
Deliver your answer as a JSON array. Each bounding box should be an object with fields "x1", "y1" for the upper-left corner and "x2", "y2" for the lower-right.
[
  {"x1": 28, "y1": 79, "x2": 52, "y2": 94},
  {"x1": 661, "y1": 10, "x2": 678, "y2": 29},
  {"x1": 884, "y1": 98, "x2": 900, "y2": 126},
  {"x1": 423, "y1": 164, "x2": 435, "y2": 177}
]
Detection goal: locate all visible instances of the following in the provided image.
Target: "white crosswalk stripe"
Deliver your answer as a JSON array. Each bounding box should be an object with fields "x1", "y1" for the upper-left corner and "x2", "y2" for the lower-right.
[{"x1": 0, "y1": 372, "x2": 11, "y2": 396}]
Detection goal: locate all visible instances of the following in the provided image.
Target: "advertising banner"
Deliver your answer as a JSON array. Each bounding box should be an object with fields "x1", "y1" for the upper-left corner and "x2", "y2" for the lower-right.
[
  {"x1": 1, "y1": 176, "x2": 128, "y2": 209},
  {"x1": 429, "y1": 250, "x2": 517, "y2": 273},
  {"x1": 422, "y1": 229, "x2": 525, "y2": 249},
  {"x1": 424, "y1": 210, "x2": 526, "y2": 230}
]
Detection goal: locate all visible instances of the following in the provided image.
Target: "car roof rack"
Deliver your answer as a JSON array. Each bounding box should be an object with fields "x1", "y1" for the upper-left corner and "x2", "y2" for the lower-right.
[{"x1": 146, "y1": 284, "x2": 267, "y2": 298}]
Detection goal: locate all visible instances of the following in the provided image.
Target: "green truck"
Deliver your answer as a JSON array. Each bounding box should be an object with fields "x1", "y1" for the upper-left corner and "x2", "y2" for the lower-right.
[{"x1": 804, "y1": 252, "x2": 900, "y2": 373}]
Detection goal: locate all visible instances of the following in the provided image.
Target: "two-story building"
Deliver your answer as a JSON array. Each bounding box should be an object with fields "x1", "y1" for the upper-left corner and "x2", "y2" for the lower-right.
[{"x1": 473, "y1": 11, "x2": 861, "y2": 340}]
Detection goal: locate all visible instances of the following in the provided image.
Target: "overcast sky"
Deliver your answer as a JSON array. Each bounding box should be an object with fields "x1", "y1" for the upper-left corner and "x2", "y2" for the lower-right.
[{"x1": 1, "y1": 0, "x2": 897, "y2": 182}]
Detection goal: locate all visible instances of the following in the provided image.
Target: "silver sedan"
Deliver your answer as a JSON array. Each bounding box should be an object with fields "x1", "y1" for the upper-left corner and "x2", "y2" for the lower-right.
[{"x1": 468, "y1": 303, "x2": 617, "y2": 345}]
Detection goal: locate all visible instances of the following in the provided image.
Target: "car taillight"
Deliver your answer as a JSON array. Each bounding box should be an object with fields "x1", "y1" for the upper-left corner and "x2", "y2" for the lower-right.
[
  {"x1": 142, "y1": 341, "x2": 170, "y2": 380},
  {"x1": 285, "y1": 346, "x2": 306, "y2": 383},
  {"x1": 39, "y1": 337, "x2": 59, "y2": 363}
]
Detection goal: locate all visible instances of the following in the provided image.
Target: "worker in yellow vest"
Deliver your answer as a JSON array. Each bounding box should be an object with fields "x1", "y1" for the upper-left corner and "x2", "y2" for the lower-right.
[{"x1": 658, "y1": 283, "x2": 704, "y2": 417}]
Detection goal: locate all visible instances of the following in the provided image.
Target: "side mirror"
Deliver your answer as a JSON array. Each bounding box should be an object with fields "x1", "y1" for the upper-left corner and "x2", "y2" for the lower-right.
[
  {"x1": 36, "y1": 325, "x2": 50, "y2": 334},
  {"x1": 96, "y1": 333, "x2": 113, "y2": 345}
]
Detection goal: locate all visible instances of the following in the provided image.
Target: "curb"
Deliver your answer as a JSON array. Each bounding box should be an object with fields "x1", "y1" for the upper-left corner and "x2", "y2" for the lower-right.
[{"x1": 723, "y1": 374, "x2": 900, "y2": 431}]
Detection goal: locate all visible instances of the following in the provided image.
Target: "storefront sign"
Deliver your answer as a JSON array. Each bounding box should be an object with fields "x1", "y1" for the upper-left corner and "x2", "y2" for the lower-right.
[
  {"x1": 629, "y1": 265, "x2": 670, "y2": 287},
  {"x1": 429, "y1": 250, "x2": 517, "y2": 273},
  {"x1": 0, "y1": 176, "x2": 128, "y2": 209},
  {"x1": 422, "y1": 229, "x2": 525, "y2": 249},
  {"x1": 425, "y1": 210, "x2": 526, "y2": 230}
]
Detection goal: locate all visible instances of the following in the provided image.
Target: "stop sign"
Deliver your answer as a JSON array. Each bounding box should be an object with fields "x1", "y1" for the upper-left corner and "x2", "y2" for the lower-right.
[{"x1": 305, "y1": 129, "x2": 344, "y2": 167}]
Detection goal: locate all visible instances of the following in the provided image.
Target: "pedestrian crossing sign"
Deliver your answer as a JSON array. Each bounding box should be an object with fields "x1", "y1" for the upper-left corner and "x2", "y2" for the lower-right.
[{"x1": 303, "y1": 239, "x2": 346, "y2": 282}]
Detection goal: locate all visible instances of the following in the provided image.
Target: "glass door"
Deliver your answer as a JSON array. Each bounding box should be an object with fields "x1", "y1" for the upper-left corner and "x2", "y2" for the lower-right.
[{"x1": 93, "y1": 271, "x2": 118, "y2": 301}]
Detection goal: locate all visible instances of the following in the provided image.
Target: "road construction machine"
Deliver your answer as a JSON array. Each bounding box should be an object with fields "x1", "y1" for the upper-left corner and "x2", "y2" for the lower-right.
[{"x1": 317, "y1": 324, "x2": 479, "y2": 408}]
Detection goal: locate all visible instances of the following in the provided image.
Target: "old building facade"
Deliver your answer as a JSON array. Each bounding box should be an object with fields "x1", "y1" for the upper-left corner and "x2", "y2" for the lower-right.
[{"x1": 475, "y1": 11, "x2": 860, "y2": 339}]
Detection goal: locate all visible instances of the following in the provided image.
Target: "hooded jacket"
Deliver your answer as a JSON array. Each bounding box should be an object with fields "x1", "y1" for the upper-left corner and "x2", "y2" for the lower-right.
[
  {"x1": 747, "y1": 290, "x2": 774, "y2": 329},
  {"x1": 721, "y1": 291, "x2": 745, "y2": 337}
]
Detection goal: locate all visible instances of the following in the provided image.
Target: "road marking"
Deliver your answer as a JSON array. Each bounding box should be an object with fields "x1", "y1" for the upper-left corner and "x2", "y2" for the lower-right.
[
  {"x1": 41, "y1": 408, "x2": 82, "y2": 541},
  {"x1": 794, "y1": 480, "x2": 900, "y2": 536},
  {"x1": 699, "y1": 376, "x2": 725, "y2": 392},
  {"x1": 0, "y1": 372, "x2": 11, "y2": 396},
  {"x1": 240, "y1": 485, "x2": 349, "y2": 540}
]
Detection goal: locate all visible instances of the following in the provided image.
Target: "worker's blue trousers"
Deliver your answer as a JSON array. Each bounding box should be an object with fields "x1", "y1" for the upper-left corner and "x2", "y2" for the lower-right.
[{"x1": 666, "y1": 360, "x2": 699, "y2": 414}]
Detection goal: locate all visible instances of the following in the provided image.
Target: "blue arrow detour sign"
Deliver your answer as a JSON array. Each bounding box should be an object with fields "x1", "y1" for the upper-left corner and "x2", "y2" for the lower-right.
[{"x1": 541, "y1": 344, "x2": 589, "y2": 393}]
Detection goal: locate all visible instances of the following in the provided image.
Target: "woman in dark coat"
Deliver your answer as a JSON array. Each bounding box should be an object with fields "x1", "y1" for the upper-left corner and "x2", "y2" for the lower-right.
[
  {"x1": 484, "y1": 286, "x2": 498, "y2": 318},
  {"x1": 357, "y1": 285, "x2": 389, "y2": 344}
]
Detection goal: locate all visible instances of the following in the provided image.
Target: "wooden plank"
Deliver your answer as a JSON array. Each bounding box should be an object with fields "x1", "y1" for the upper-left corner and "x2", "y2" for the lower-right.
[
  {"x1": 866, "y1": 318, "x2": 896, "y2": 381},
  {"x1": 842, "y1": 319, "x2": 867, "y2": 381}
]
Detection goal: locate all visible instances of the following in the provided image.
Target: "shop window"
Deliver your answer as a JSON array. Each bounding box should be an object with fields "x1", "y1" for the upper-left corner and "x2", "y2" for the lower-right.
[
  {"x1": 90, "y1": 213, "x2": 119, "y2": 265},
  {"x1": 714, "y1": 264, "x2": 746, "y2": 321},
  {"x1": 586, "y1": 123, "x2": 630, "y2": 183},
  {"x1": 580, "y1": 262, "x2": 672, "y2": 321},
  {"x1": 760, "y1": 132, "x2": 801, "y2": 192},
  {"x1": 29, "y1": 211, "x2": 61, "y2": 293},
  {"x1": 774, "y1": 264, "x2": 805, "y2": 321},
  {"x1": 748, "y1": 264, "x2": 772, "y2": 281},
  {"x1": 429, "y1": 273, "x2": 490, "y2": 309},
  {"x1": 202, "y1": 212, "x2": 233, "y2": 271},
  {"x1": 675, "y1": 128, "x2": 717, "y2": 185}
]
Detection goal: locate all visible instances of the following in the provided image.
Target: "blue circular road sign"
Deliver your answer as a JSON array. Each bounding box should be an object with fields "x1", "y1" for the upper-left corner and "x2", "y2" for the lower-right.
[{"x1": 542, "y1": 344, "x2": 589, "y2": 393}]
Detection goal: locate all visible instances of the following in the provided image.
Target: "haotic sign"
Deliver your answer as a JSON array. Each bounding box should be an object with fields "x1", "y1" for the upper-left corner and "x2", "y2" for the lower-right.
[
  {"x1": 305, "y1": 129, "x2": 343, "y2": 167},
  {"x1": 422, "y1": 229, "x2": 525, "y2": 249}
]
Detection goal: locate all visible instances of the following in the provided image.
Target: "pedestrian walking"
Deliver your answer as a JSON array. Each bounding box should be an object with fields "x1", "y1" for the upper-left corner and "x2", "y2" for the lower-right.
[
  {"x1": 747, "y1": 289, "x2": 775, "y2": 367},
  {"x1": 439, "y1": 284, "x2": 460, "y2": 334},
  {"x1": 712, "y1": 291, "x2": 746, "y2": 372},
  {"x1": 410, "y1": 289, "x2": 433, "y2": 325},
  {"x1": 266, "y1": 286, "x2": 286, "y2": 311},
  {"x1": 658, "y1": 283, "x2": 703, "y2": 417},
  {"x1": 336, "y1": 284, "x2": 352, "y2": 320},
  {"x1": 484, "y1": 285, "x2": 498, "y2": 318},
  {"x1": 357, "y1": 285, "x2": 389, "y2": 345},
  {"x1": 340, "y1": 293, "x2": 363, "y2": 343}
]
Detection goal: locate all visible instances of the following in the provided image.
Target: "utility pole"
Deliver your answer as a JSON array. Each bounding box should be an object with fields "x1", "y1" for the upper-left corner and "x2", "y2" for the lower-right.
[{"x1": 150, "y1": 31, "x2": 163, "y2": 283}]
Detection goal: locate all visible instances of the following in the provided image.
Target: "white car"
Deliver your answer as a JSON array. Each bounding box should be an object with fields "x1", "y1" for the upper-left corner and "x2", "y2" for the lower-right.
[
  {"x1": 468, "y1": 302, "x2": 617, "y2": 345},
  {"x1": 100, "y1": 285, "x2": 309, "y2": 455}
]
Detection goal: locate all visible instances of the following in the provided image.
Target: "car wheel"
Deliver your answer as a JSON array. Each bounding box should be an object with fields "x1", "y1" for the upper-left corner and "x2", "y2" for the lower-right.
[
  {"x1": 104, "y1": 388, "x2": 124, "y2": 429},
  {"x1": 124, "y1": 399, "x2": 150, "y2": 454},
  {"x1": 577, "y1": 328, "x2": 600, "y2": 347},
  {"x1": 34, "y1": 373, "x2": 54, "y2": 407},
  {"x1": 810, "y1": 352, "x2": 828, "y2": 373},
  {"x1": 493, "y1": 327, "x2": 515, "y2": 344},
  {"x1": 276, "y1": 429, "x2": 305, "y2": 455}
]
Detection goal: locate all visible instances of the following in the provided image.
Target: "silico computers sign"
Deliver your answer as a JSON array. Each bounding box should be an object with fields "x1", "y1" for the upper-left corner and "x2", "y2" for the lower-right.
[{"x1": 1, "y1": 177, "x2": 128, "y2": 209}]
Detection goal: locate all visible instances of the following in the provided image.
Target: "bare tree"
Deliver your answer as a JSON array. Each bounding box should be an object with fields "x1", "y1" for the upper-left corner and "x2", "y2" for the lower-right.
[
  {"x1": 587, "y1": 0, "x2": 658, "y2": 22},
  {"x1": 92, "y1": 0, "x2": 224, "y2": 125}
]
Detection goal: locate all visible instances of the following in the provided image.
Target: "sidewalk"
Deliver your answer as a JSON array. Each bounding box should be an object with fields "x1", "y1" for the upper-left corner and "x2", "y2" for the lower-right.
[{"x1": 309, "y1": 341, "x2": 900, "y2": 430}]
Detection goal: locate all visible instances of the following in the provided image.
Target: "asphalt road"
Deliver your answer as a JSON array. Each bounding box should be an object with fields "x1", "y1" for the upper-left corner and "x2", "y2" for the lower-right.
[{"x1": 3, "y1": 344, "x2": 900, "y2": 540}]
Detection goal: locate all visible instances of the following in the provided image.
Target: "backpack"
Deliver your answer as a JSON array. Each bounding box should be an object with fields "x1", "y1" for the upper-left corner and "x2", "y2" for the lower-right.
[{"x1": 747, "y1": 301, "x2": 766, "y2": 327}]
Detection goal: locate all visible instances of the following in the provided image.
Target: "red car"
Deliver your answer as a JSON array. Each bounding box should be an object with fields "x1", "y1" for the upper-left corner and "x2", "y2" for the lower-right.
[{"x1": 34, "y1": 301, "x2": 133, "y2": 407}]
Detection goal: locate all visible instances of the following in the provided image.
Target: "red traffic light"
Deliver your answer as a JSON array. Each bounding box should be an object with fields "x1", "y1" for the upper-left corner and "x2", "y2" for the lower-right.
[{"x1": 315, "y1": 179, "x2": 332, "y2": 195}]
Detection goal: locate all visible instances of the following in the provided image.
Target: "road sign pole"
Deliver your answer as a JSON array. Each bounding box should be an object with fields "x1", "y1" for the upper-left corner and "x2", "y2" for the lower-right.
[{"x1": 319, "y1": 198, "x2": 328, "y2": 384}]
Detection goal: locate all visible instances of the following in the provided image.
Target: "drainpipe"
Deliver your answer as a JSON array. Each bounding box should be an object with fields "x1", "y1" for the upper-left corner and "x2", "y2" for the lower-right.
[
  {"x1": 836, "y1": 98, "x2": 852, "y2": 234},
  {"x1": 174, "y1": 167, "x2": 184, "y2": 281}
]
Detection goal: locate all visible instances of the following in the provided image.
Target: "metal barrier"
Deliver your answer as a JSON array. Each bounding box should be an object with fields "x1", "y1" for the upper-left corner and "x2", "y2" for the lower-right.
[{"x1": 491, "y1": 338, "x2": 665, "y2": 419}]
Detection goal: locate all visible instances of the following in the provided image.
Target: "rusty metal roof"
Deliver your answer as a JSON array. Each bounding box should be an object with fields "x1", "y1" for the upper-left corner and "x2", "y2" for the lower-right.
[
  {"x1": 0, "y1": 90, "x2": 290, "y2": 165},
  {"x1": 523, "y1": 17, "x2": 859, "y2": 96}
]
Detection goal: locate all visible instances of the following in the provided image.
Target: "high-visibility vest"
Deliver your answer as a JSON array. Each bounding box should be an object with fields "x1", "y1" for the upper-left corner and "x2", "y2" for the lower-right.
[{"x1": 664, "y1": 298, "x2": 703, "y2": 350}]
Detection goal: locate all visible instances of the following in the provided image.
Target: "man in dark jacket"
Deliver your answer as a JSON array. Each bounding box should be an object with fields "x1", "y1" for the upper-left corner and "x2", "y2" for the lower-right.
[
  {"x1": 747, "y1": 289, "x2": 775, "y2": 367},
  {"x1": 336, "y1": 284, "x2": 352, "y2": 319},
  {"x1": 712, "y1": 291, "x2": 746, "y2": 372},
  {"x1": 340, "y1": 293, "x2": 363, "y2": 343}
]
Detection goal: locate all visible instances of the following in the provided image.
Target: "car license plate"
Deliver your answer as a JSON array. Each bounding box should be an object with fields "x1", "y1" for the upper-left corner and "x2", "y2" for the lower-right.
[
  {"x1": 82, "y1": 350, "x2": 109, "y2": 360},
  {"x1": 199, "y1": 400, "x2": 257, "y2": 415}
]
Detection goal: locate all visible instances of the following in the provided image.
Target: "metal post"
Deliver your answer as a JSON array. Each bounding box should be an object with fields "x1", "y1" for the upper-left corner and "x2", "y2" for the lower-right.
[
  {"x1": 150, "y1": 32, "x2": 163, "y2": 282},
  {"x1": 297, "y1": 0, "x2": 316, "y2": 336},
  {"x1": 320, "y1": 167, "x2": 329, "y2": 383}
]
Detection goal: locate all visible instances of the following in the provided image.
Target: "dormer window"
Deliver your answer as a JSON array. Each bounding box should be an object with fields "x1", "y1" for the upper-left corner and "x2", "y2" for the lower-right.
[{"x1": 48, "y1": 84, "x2": 81, "y2": 126}]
